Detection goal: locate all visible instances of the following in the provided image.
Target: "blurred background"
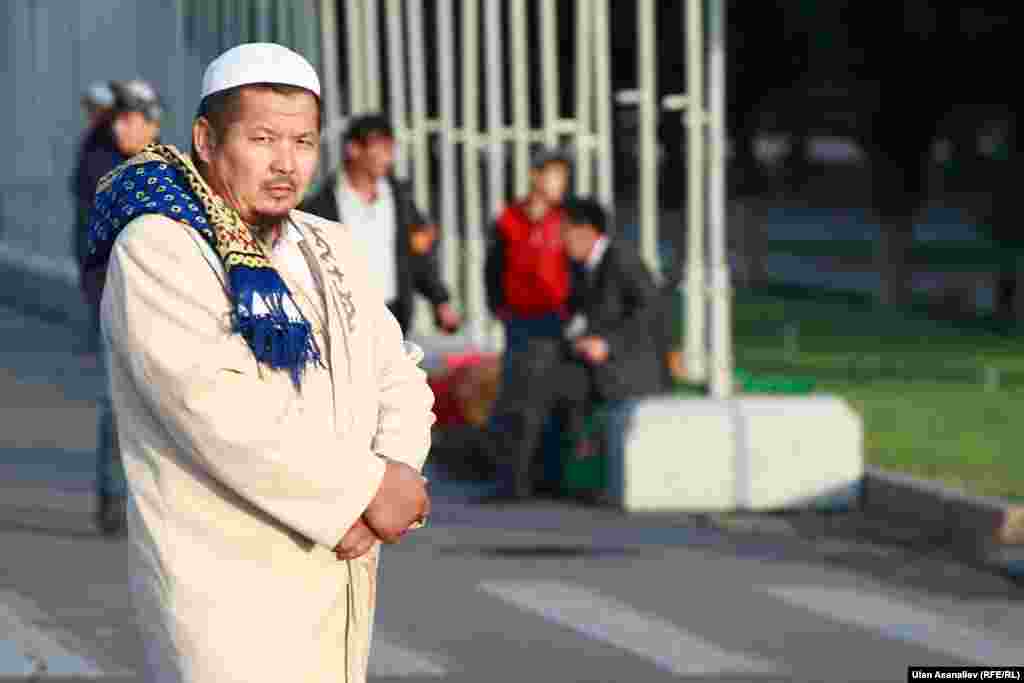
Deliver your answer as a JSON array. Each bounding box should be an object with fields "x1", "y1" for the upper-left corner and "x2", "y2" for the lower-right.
[
  {"x1": 1, "y1": 1, "x2": 1019, "y2": 497},
  {"x1": 1, "y1": 2, "x2": 1018, "y2": 311},
  {"x1": 2, "y1": 3, "x2": 1024, "y2": 681}
]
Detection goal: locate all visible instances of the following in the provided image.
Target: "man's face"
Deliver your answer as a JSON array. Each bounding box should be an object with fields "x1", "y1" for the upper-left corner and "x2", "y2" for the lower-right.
[
  {"x1": 195, "y1": 87, "x2": 320, "y2": 229},
  {"x1": 531, "y1": 162, "x2": 570, "y2": 205},
  {"x1": 347, "y1": 133, "x2": 396, "y2": 179},
  {"x1": 561, "y1": 221, "x2": 597, "y2": 263},
  {"x1": 113, "y1": 111, "x2": 159, "y2": 157}
]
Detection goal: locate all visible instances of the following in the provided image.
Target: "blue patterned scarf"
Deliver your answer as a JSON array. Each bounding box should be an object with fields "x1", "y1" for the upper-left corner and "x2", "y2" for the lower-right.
[{"x1": 85, "y1": 143, "x2": 322, "y2": 388}]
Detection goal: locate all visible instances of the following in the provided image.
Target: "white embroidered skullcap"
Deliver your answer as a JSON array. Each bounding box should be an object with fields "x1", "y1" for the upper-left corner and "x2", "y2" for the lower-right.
[{"x1": 200, "y1": 43, "x2": 321, "y2": 100}]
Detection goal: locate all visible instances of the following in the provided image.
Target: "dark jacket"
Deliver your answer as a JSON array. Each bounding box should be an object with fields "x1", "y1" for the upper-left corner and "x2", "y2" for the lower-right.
[
  {"x1": 301, "y1": 173, "x2": 451, "y2": 333},
  {"x1": 568, "y1": 239, "x2": 670, "y2": 402},
  {"x1": 484, "y1": 218, "x2": 509, "y2": 317},
  {"x1": 71, "y1": 122, "x2": 122, "y2": 270}
]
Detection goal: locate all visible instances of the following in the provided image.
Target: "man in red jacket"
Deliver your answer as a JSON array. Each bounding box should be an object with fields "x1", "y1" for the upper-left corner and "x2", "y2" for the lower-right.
[
  {"x1": 483, "y1": 148, "x2": 572, "y2": 499},
  {"x1": 485, "y1": 148, "x2": 572, "y2": 335}
]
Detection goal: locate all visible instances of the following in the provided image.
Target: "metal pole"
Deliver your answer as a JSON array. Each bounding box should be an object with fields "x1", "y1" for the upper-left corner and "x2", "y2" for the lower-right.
[
  {"x1": 707, "y1": 0, "x2": 733, "y2": 398},
  {"x1": 275, "y1": 0, "x2": 292, "y2": 56},
  {"x1": 637, "y1": 0, "x2": 660, "y2": 281},
  {"x1": 574, "y1": 0, "x2": 593, "y2": 195},
  {"x1": 405, "y1": 0, "x2": 435, "y2": 337},
  {"x1": 254, "y1": 0, "x2": 270, "y2": 40},
  {"x1": 484, "y1": 0, "x2": 506, "y2": 350},
  {"x1": 485, "y1": 0, "x2": 506, "y2": 216},
  {"x1": 510, "y1": 0, "x2": 530, "y2": 197},
  {"x1": 300, "y1": 0, "x2": 322, "y2": 74},
  {"x1": 345, "y1": 0, "x2": 364, "y2": 115},
  {"x1": 236, "y1": 0, "x2": 250, "y2": 43},
  {"x1": 406, "y1": 0, "x2": 432, "y2": 215},
  {"x1": 540, "y1": 0, "x2": 558, "y2": 148},
  {"x1": 318, "y1": 0, "x2": 344, "y2": 177},
  {"x1": 436, "y1": 0, "x2": 461, "y2": 306},
  {"x1": 684, "y1": 0, "x2": 707, "y2": 383},
  {"x1": 216, "y1": 0, "x2": 228, "y2": 52},
  {"x1": 462, "y1": 0, "x2": 486, "y2": 347},
  {"x1": 385, "y1": 0, "x2": 409, "y2": 179},
  {"x1": 362, "y1": 0, "x2": 381, "y2": 110},
  {"x1": 593, "y1": 0, "x2": 614, "y2": 209}
]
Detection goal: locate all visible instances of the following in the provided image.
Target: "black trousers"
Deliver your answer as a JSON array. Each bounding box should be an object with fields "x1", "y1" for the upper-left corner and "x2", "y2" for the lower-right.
[{"x1": 490, "y1": 337, "x2": 592, "y2": 497}]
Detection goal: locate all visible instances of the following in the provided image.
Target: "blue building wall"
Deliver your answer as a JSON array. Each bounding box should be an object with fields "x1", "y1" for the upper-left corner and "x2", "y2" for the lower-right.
[{"x1": 0, "y1": 0, "x2": 320, "y2": 325}]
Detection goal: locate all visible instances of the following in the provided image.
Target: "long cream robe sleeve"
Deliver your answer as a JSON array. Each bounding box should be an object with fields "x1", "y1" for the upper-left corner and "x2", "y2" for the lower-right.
[
  {"x1": 290, "y1": 209, "x2": 436, "y2": 479},
  {"x1": 102, "y1": 210, "x2": 434, "y2": 683}
]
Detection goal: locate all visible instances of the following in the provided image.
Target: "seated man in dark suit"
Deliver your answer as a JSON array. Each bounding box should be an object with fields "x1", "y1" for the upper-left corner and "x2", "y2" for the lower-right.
[{"x1": 485, "y1": 197, "x2": 669, "y2": 501}]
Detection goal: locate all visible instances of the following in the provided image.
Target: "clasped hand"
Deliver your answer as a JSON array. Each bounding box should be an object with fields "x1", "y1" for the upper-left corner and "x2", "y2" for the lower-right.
[
  {"x1": 574, "y1": 335, "x2": 609, "y2": 365},
  {"x1": 334, "y1": 460, "x2": 430, "y2": 561}
]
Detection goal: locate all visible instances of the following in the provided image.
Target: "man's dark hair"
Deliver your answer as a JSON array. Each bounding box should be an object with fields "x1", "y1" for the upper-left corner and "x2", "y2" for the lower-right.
[
  {"x1": 111, "y1": 79, "x2": 162, "y2": 122},
  {"x1": 563, "y1": 197, "x2": 608, "y2": 235},
  {"x1": 530, "y1": 145, "x2": 572, "y2": 172},
  {"x1": 344, "y1": 113, "x2": 394, "y2": 146}
]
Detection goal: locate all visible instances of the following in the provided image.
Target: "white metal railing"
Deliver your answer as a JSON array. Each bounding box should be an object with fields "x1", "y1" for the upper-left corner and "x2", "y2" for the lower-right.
[
  {"x1": 620, "y1": 0, "x2": 731, "y2": 394},
  {"x1": 316, "y1": 0, "x2": 730, "y2": 396},
  {"x1": 706, "y1": 0, "x2": 733, "y2": 397},
  {"x1": 687, "y1": 0, "x2": 709, "y2": 386},
  {"x1": 319, "y1": 0, "x2": 616, "y2": 349}
]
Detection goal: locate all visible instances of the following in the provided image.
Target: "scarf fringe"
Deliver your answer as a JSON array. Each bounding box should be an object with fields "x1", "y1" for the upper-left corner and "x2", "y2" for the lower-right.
[
  {"x1": 85, "y1": 145, "x2": 325, "y2": 390},
  {"x1": 228, "y1": 266, "x2": 322, "y2": 388}
]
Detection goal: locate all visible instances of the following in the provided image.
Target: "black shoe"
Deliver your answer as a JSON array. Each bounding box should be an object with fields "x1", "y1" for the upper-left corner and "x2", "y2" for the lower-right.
[
  {"x1": 570, "y1": 489, "x2": 614, "y2": 507},
  {"x1": 531, "y1": 482, "x2": 566, "y2": 501},
  {"x1": 473, "y1": 485, "x2": 530, "y2": 504},
  {"x1": 95, "y1": 494, "x2": 127, "y2": 536}
]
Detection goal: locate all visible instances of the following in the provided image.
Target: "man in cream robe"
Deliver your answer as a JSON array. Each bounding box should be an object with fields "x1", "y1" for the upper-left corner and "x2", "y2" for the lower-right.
[{"x1": 94, "y1": 44, "x2": 434, "y2": 683}]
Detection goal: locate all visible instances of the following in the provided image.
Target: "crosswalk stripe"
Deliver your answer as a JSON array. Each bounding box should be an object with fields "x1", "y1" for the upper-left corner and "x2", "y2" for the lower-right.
[
  {"x1": 369, "y1": 639, "x2": 448, "y2": 677},
  {"x1": 478, "y1": 580, "x2": 784, "y2": 677},
  {"x1": 0, "y1": 639, "x2": 37, "y2": 676},
  {"x1": 0, "y1": 598, "x2": 105, "y2": 677},
  {"x1": 759, "y1": 585, "x2": 1020, "y2": 665}
]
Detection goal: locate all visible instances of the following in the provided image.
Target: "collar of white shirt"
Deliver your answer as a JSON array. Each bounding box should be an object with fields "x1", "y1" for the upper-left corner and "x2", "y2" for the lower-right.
[{"x1": 585, "y1": 235, "x2": 610, "y2": 273}]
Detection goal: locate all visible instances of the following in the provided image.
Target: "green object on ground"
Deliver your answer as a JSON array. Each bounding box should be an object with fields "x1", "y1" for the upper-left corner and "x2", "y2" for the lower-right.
[
  {"x1": 560, "y1": 407, "x2": 610, "y2": 494},
  {"x1": 672, "y1": 369, "x2": 816, "y2": 396},
  {"x1": 673, "y1": 381, "x2": 706, "y2": 396},
  {"x1": 734, "y1": 368, "x2": 816, "y2": 394}
]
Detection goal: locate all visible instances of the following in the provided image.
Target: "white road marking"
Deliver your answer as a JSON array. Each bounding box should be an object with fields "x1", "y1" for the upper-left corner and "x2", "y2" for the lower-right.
[
  {"x1": 0, "y1": 597, "x2": 104, "y2": 677},
  {"x1": 760, "y1": 585, "x2": 1021, "y2": 665},
  {"x1": 0, "y1": 639, "x2": 37, "y2": 676},
  {"x1": 478, "y1": 580, "x2": 784, "y2": 677},
  {"x1": 369, "y1": 639, "x2": 448, "y2": 677}
]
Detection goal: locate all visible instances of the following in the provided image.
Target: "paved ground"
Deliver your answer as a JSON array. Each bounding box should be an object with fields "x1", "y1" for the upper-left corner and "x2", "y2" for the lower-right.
[{"x1": 3, "y1": 304, "x2": 1024, "y2": 682}]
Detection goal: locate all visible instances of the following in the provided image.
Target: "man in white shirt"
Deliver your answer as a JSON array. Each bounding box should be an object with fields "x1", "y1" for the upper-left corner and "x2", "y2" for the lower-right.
[{"x1": 303, "y1": 114, "x2": 460, "y2": 335}]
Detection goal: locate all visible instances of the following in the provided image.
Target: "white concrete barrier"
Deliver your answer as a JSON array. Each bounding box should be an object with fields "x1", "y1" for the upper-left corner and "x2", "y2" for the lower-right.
[{"x1": 605, "y1": 394, "x2": 863, "y2": 513}]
